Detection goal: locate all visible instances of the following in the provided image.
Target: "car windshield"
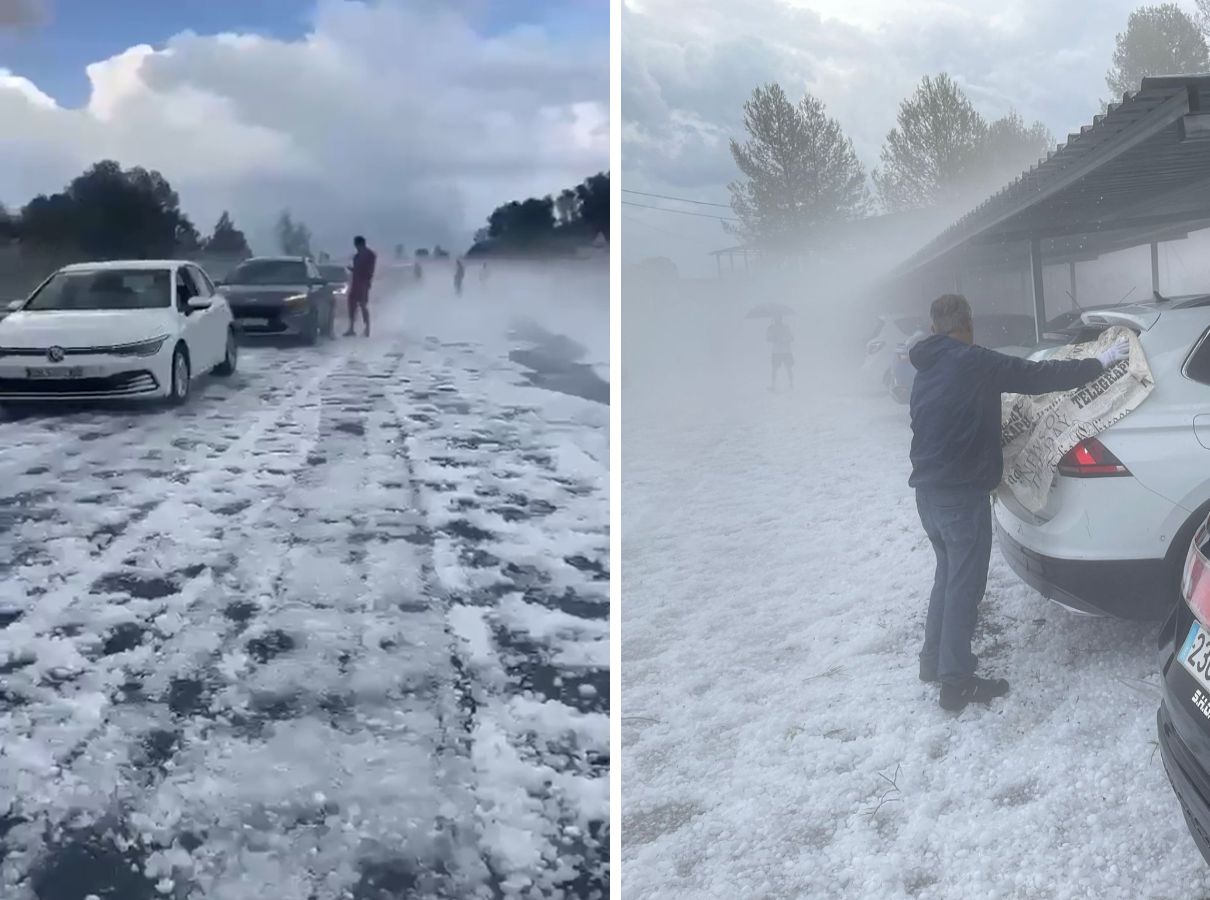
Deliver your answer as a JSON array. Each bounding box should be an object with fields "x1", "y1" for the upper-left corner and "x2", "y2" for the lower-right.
[
  {"x1": 226, "y1": 259, "x2": 308, "y2": 285},
  {"x1": 23, "y1": 269, "x2": 171, "y2": 311},
  {"x1": 319, "y1": 265, "x2": 348, "y2": 283}
]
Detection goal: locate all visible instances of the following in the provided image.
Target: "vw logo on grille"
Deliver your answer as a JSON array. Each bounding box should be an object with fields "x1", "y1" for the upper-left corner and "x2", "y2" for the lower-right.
[{"x1": 47, "y1": 346, "x2": 65, "y2": 363}]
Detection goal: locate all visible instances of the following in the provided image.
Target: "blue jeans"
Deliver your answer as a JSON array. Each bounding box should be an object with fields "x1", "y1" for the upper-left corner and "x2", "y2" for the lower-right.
[{"x1": 916, "y1": 487, "x2": 993, "y2": 684}]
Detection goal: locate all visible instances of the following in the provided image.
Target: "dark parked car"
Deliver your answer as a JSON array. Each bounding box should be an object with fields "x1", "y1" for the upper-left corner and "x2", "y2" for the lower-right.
[
  {"x1": 217, "y1": 256, "x2": 336, "y2": 343},
  {"x1": 1159, "y1": 514, "x2": 1210, "y2": 864}
]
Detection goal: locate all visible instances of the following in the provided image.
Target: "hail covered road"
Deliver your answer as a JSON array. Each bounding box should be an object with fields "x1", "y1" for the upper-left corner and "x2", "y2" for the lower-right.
[{"x1": 0, "y1": 279, "x2": 610, "y2": 900}]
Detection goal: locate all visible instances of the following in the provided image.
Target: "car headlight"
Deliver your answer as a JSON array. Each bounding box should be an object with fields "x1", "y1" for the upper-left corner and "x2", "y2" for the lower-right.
[
  {"x1": 110, "y1": 336, "x2": 168, "y2": 357},
  {"x1": 333, "y1": 285, "x2": 348, "y2": 296},
  {"x1": 284, "y1": 294, "x2": 309, "y2": 308}
]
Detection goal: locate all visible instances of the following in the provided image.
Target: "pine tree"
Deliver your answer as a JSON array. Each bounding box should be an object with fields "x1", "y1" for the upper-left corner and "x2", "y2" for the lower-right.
[
  {"x1": 727, "y1": 84, "x2": 868, "y2": 245},
  {"x1": 204, "y1": 211, "x2": 252, "y2": 257},
  {"x1": 1107, "y1": 5, "x2": 1209, "y2": 101},
  {"x1": 874, "y1": 74, "x2": 988, "y2": 212}
]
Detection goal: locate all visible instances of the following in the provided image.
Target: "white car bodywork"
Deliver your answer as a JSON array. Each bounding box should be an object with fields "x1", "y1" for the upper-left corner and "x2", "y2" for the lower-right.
[
  {"x1": 994, "y1": 302, "x2": 1210, "y2": 620},
  {"x1": 0, "y1": 260, "x2": 235, "y2": 403},
  {"x1": 862, "y1": 314, "x2": 924, "y2": 387}
]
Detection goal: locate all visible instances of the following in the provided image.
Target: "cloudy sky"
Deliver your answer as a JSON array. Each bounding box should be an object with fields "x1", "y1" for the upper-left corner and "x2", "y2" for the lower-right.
[
  {"x1": 622, "y1": 0, "x2": 1206, "y2": 274},
  {"x1": 0, "y1": 0, "x2": 608, "y2": 255}
]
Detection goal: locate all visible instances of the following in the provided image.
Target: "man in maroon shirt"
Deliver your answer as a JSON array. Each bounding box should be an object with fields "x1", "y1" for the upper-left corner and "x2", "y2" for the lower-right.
[{"x1": 344, "y1": 235, "x2": 376, "y2": 337}]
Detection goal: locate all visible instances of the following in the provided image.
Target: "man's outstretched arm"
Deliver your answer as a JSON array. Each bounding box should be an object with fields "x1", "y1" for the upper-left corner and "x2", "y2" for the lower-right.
[{"x1": 975, "y1": 338, "x2": 1129, "y2": 396}]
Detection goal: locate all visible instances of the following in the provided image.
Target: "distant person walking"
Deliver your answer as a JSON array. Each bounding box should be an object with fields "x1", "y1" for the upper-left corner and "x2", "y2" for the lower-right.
[
  {"x1": 454, "y1": 259, "x2": 465, "y2": 296},
  {"x1": 345, "y1": 235, "x2": 376, "y2": 338},
  {"x1": 767, "y1": 314, "x2": 794, "y2": 390},
  {"x1": 909, "y1": 294, "x2": 1129, "y2": 712}
]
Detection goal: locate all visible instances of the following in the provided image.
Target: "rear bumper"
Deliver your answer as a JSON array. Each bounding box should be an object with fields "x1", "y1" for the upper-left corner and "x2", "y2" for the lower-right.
[
  {"x1": 1159, "y1": 699, "x2": 1210, "y2": 866},
  {"x1": 0, "y1": 368, "x2": 162, "y2": 400},
  {"x1": 994, "y1": 517, "x2": 1168, "y2": 619}
]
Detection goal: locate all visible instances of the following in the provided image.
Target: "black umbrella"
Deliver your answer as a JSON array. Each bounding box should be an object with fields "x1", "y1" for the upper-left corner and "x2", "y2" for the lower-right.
[{"x1": 746, "y1": 303, "x2": 795, "y2": 320}]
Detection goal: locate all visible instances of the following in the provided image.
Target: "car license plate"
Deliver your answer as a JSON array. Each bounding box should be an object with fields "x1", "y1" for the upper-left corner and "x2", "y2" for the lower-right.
[
  {"x1": 25, "y1": 366, "x2": 83, "y2": 379},
  {"x1": 239, "y1": 318, "x2": 269, "y2": 328},
  {"x1": 1178, "y1": 622, "x2": 1210, "y2": 689}
]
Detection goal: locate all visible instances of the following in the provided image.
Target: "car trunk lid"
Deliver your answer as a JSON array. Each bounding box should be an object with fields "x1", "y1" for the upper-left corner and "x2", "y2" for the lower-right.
[{"x1": 997, "y1": 311, "x2": 1160, "y2": 524}]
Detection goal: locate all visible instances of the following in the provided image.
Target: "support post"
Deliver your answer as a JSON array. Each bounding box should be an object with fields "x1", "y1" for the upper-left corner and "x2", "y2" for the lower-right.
[
  {"x1": 1151, "y1": 241, "x2": 1160, "y2": 297},
  {"x1": 1068, "y1": 261, "x2": 1077, "y2": 310},
  {"x1": 1030, "y1": 236, "x2": 1045, "y2": 343}
]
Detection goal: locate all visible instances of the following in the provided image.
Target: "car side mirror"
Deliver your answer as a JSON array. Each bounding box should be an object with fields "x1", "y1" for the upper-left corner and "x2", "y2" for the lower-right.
[
  {"x1": 186, "y1": 296, "x2": 211, "y2": 311},
  {"x1": 310, "y1": 277, "x2": 326, "y2": 287},
  {"x1": 6, "y1": 300, "x2": 21, "y2": 311}
]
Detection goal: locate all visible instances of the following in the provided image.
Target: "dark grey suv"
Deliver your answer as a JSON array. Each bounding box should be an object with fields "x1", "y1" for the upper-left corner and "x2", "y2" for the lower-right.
[{"x1": 217, "y1": 257, "x2": 336, "y2": 344}]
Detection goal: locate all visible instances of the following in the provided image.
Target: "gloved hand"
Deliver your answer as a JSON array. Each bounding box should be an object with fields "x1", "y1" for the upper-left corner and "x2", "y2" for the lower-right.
[{"x1": 1096, "y1": 338, "x2": 1130, "y2": 369}]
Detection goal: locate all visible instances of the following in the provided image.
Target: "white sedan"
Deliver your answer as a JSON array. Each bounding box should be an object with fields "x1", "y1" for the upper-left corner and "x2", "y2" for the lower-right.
[{"x1": 0, "y1": 259, "x2": 238, "y2": 405}]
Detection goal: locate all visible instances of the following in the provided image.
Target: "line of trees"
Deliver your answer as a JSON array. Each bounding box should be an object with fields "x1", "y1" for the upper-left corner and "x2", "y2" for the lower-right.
[
  {"x1": 0, "y1": 160, "x2": 257, "y2": 260},
  {"x1": 0, "y1": 158, "x2": 566, "y2": 265},
  {"x1": 727, "y1": 2, "x2": 1210, "y2": 246},
  {"x1": 467, "y1": 172, "x2": 609, "y2": 257},
  {"x1": 728, "y1": 79, "x2": 1054, "y2": 245}
]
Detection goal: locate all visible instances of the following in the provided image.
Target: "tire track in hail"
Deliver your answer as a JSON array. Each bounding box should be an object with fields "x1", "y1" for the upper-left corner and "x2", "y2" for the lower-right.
[{"x1": 383, "y1": 337, "x2": 610, "y2": 898}]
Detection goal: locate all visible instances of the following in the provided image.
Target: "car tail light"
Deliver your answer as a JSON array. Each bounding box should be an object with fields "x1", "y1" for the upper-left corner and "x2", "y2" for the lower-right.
[
  {"x1": 1184, "y1": 520, "x2": 1210, "y2": 623},
  {"x1": 1057, "y1": 438, "x2": 1130, "y2": 478},
  {"x1": 867, "y1": 340, "x2": 885, "y2": 356}
]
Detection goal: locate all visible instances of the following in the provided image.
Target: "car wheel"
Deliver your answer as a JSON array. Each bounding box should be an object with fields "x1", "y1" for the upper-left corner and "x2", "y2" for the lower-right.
[
  {"x1": 213, "y1": 327, "x2": 238, "y2": 376},
  {"x1": 168, "y1": 344, "x2": 191, "y2": 406}
]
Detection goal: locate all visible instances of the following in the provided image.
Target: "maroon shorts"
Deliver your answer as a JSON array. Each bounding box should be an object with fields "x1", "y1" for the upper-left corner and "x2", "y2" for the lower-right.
[{"x1": 347, "y1": 286, "x2": 369, "y2": 311}]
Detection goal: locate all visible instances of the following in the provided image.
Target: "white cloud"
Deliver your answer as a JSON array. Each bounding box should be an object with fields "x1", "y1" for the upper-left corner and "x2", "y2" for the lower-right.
[
  {"x1": 0, "y1": 0, "x2": 608, "y2": 254},
  {"x1": 621, "y1": 0, "x2": 1204, "y2": 272}
]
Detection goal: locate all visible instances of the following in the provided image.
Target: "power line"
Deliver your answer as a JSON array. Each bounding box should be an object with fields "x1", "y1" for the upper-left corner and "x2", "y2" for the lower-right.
[
  {"x1": 622, "y1": 200, "x2": 739, "y2": 222},
  {"x1": 622, "y1": 214, "x2": 699, "y2": 241},
  {"x1": 622, "y1": 188, "x2": 732, "y2": 209}
]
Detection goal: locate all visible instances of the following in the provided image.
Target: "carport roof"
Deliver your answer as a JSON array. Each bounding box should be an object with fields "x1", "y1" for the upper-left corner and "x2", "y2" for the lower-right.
[{"x1": 893, "y1": 75, "x2": 1210, "y2": 277}]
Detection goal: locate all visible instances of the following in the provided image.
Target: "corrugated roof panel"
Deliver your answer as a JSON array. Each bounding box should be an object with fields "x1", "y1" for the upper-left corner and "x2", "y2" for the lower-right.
[{"x1": 891, "y1": 77, "x2": 1210, "y2": 276}]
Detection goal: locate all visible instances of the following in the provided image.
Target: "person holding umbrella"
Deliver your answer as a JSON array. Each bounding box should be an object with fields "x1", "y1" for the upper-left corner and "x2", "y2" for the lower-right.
[
  {"x1": 747, "y1": 303, "x2": 795, "y2": 391},
  {"x1": 768, "y1": 314, "x2": 794, "y2": 390}
]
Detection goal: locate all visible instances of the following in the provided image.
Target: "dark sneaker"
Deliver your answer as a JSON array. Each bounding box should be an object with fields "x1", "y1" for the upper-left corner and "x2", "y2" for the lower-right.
[
  {"x1": 939, "y1": 675, "x2": 1009, "y2": 712},
  {"x1": 343, "y1": 329, "x2": 356, "y2": 337}
]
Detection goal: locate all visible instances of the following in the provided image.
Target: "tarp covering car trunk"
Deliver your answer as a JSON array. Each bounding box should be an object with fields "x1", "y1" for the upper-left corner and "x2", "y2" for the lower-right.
[{"x1": 1000, "y1": 326, "x2": 1155, "y2": 515}]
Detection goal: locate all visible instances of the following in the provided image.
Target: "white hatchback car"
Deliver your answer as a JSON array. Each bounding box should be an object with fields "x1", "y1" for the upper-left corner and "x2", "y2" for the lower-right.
[
  {"x1": 0, "y1": 260, "x2": 237, "y2": 405},
  {"x1": 994, "y1": 297, "x2": 1210, "y2": 620}
]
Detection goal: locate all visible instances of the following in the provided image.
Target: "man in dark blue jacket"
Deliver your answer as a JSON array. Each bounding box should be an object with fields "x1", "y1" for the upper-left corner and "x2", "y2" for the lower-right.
[{"x1": 910, "y1": 294, "x2": 1129, "y2": 712}]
